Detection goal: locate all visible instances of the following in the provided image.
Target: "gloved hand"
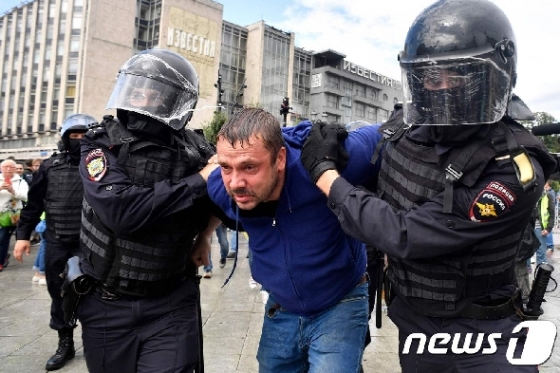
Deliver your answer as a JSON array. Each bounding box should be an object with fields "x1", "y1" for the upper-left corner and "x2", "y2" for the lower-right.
[{"x1": 301, "y1": 122, "x2": 349, "y2": 183}]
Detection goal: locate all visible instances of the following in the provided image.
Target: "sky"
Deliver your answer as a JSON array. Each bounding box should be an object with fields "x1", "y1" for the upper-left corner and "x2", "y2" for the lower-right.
[{"x1": 1, "y1": 0, "x2": 559, "y2": 121}]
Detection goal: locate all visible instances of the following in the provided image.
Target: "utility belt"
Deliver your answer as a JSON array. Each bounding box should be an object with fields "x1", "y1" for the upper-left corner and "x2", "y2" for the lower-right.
[{"x1": 92, "y1": 274, "x2": 189, "y2": 301}]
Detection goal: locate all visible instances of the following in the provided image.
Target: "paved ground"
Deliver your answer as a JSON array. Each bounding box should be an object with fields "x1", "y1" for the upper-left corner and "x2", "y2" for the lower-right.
[{"x1": 1, "y1": 233, "x2": 559, "y2": 373}]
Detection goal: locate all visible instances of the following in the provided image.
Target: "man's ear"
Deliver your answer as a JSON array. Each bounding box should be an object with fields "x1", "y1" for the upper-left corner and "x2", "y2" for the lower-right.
[{"x1": 276, "y1": 147, "x2": 287, "y2": 171}]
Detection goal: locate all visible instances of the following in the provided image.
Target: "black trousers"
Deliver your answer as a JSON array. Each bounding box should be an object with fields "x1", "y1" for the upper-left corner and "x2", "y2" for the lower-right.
[
  {"x1": 44, "y1": 240, "x2": 81, "y2": 331},
  {"x1": 78, "y1": 278, "x2": 200, "y2": 373},
  {"x1": 388, "y1": 296, "x2": 538, "y2": 373}
]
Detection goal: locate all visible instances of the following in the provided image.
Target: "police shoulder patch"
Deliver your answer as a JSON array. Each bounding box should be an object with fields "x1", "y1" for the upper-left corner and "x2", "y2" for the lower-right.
[
  {"x1": 85, "y1": 148, "x2": 108, "y2": 182},
  {"x1": 469, "y1": 181, "x2": 517, "y2": 222}
]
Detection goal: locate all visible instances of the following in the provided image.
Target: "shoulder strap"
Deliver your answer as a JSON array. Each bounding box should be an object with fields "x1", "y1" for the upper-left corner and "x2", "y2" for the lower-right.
[
  {"x1": 442, "y1": 134, "x2": 492, "y2": 213},
  {"x1": 102, "y1": 115, "x2": 140, "y2": 165},
  {"x1": 371, "y1": 105, "x2": 408, "y2": 166}
]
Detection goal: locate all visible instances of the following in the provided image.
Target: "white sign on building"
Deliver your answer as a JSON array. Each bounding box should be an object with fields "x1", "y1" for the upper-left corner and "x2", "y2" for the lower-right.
[{"x1": 311, "y1": 73, "x2": 322, "y2": 88}]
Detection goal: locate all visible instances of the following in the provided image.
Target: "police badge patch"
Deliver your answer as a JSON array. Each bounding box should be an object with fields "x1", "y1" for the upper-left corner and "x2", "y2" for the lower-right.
[
  {"x1": 469, "y1": 181, "x2": 517, "y2": 222},
  {"x1": 85, "y1": 149, "x2": 108, "y2": 181}
]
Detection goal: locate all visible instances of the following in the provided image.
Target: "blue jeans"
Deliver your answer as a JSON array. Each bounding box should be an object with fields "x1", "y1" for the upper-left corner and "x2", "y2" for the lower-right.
[
  {"x1": 33, "y1": 231, "x2": 46, "y2": 274},
  {"x1": 547, "y1": 230, "x2": 554, "y2": 248},
  {"x1": 0, "y1": 226, "x2": 15, "y2": 265},
  {"x1": 204, "y1": 224, "x2": 229, "y2": 272},
  {"x1": 257, "y1": 282, "x2": 369, "y2": 373},
  {"x1": 534, "y1": 228, "x2": 549, "y2": 265},
  {"x1": 230, "y1": 230, "x2": 238, "y2": 252}
]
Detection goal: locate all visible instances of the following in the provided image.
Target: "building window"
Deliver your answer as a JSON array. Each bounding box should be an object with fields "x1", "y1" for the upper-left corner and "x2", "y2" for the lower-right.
[
  {"x1": 66, "y1": 85, "x2": 76, "y2": 97},
  {"x1": 342, "y1": 79, "x2": 352, "y2": 94},
  {"x1": 72, "y1": 15, "x2": 82, "y2": 30},
  {"x1": 327, "y1": 74, "x2": 339, "y2": 89},
  {"x1": 378, "y1": 109, "x2": 388, "y2": 122},
  {"x1": 64, "y1": 103, "x2": 73, "y2": 118},
  {"x1": 326, "y1": 94, "x2": 338, "y2": 109},
  {"x1": 355, "y1": 83, "x2": 365, "y2": 98},
  {"x1": 68, "y1": 59, "x2": 78, "y2": 74},
  {"x1": 367, "y1": 87, "x2": 378, "y2": 101},
  {"x1": 70, "y1": 35, "x2": 80, "y2": 52},
  {"x1": 355, "y1": 102, "x2": 365, "y2": 117},
  {"x1": 366, "y1": 106, "x2": 376, "y2": 121}
]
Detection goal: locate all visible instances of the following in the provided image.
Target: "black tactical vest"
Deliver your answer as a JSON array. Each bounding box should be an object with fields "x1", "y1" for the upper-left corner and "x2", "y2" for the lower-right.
[
  {"x1": 45, "y1": 153, "x2": 83, "y2": 243},
  {"x1": 377, "y1": 110, "x2": 556, "y2": 314},
  {"x1": 81, "y1": 117, "x2": 214, "y2": 296}
]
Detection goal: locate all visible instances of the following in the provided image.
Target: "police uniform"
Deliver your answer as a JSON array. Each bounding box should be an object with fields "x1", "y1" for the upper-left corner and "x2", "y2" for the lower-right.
[
  {"x1": 17, "y1": 151, "x2": 83, "y2": 330},
  {"x1": 324, "y1": 105, "x2": 556, "y2": 372},
  {"x1": 301, "y1": 2, "x2": 558, "y2": 370},
  {"x1": 77, "y1": 115, "x2": 215, "y2": 372},
  {"x1": 16, "y1": 111, "x2": 95, "y2": 371}
]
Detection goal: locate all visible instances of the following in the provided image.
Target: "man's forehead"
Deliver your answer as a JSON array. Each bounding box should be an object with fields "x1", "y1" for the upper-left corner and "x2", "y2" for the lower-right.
[{"x1": 217, "y1": 135, "x2": 270, "y2": 158}]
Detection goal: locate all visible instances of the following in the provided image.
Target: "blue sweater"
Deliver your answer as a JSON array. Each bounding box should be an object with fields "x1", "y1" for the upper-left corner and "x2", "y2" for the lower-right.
[{"x1": 208, "y1": 121, "x2": 382, "y2": 315}]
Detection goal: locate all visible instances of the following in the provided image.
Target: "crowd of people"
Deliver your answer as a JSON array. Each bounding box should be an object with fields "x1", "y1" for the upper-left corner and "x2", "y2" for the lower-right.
[{"x1": 0, "y1": 0, "x2": 558, "y2": 372}]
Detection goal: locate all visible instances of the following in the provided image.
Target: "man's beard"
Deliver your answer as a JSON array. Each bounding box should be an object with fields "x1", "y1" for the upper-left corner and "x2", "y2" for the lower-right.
[{"x1": 228, "y1": 166, "x2": 280, "y2": 210}]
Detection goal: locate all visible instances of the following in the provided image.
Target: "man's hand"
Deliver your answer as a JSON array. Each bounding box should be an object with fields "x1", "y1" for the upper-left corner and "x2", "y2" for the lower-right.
[
  {"x1": 199, "y1": 155, "x2": 220, "y2": 182},
  {"x1": 301, "y1": 122, "x2": 349, "y2": 183},
  {"x1": 14, "y1": 240, "x2": 31, "y2": 262},
  {"x1": 191, "y1": 235, "x2": 211, "y2": 268},
  {"x1": 191, "y1": 215, "x2": 221, "y2": 267},
  {"x1": 1, "y1": 182, "x2": 14, "y2": 194}
]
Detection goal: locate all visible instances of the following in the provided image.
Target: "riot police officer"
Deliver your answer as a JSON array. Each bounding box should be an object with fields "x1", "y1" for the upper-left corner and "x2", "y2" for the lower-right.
[
  {"x1": 301, "y1": 0, "x2": 557, "y2": 371},
  {"x1": 76, "y1": 49, "x2": 219, "y2": 373},
  {"x1": 14, "y1": 113, "x2": 95, "y2": 371}
]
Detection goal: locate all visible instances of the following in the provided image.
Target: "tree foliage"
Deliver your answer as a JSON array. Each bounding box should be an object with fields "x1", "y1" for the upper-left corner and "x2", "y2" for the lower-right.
[
  {"x1": 530, "y1": 112, "x2": 560, "y2": 153},
  {"x1": 202, "y1": 111, "x2": 228, "y2": 145}
]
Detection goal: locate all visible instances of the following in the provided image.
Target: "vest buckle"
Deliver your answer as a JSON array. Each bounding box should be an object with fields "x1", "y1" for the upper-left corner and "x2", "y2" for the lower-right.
[{"x1": 445, "y1": 164, "x2": 463, "y2": 182}]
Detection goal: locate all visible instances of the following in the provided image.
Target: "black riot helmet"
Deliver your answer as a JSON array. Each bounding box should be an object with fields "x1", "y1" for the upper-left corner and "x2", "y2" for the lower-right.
[
  {"x1": 60, "y1": 113, "x2": 97, "y2": 151},
  {"x1": 106, "y1": 48, "x2": 199, "y2": 130},
  {"x1": 399, "y1": 0, "x2": 517, "y2": 125}
]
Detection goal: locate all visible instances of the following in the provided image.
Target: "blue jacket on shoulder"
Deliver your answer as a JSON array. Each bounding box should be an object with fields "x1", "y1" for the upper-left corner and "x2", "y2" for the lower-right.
[{"x1": 208, "y1": 121, "x2": 382, "y2": 316}]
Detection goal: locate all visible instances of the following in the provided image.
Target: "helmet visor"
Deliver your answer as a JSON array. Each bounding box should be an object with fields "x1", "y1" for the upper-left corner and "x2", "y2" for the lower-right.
[
  {"x1": 401, "y1": 59, "x2": 511, "y2": 125},
  {"x1": 106, "y1": 55, "x2": 198, "y2": 130}
]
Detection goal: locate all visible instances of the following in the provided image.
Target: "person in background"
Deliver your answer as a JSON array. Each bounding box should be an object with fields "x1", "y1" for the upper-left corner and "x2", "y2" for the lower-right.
[
  {"x1": 0, "y1": 159, "x2": 28, "y2": 271},
  {"x1": 32, "y1": 215, "x2": 47, "y2": 286},
  {"x1": 22, "y1": 159, "x2": 35, "y2": 185},
  {"x1": 202, "y1": 223, "x2": 230, "y2": 278},
  {"x1": 14, "y1": 114, "x2": 95, "y2": 371},
  {"x1": 545, "y1": 181, "x2": 555, "y2": 250},
  {"x1": 15, "y1": 163, "x2": 25, "y2": 178},
  {"x1": 534, "y1": 180, "x2": 555, "y2": 266}
]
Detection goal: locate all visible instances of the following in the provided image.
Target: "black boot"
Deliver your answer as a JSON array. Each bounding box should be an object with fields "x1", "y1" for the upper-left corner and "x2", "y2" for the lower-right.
[{"x1": 45, "y1": 329, "x2": 75, "y2": 371}]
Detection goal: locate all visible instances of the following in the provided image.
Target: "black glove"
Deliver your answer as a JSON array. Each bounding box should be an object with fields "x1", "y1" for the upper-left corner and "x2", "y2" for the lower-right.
[{"x1": 301, "y1": 122, "x2": 349, "y2": 183}]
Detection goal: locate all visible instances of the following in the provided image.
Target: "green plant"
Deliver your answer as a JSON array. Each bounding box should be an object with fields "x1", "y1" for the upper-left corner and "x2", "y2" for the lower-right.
[{"x1": 202, "y1": 111, "x2": 228, "y2": 145}]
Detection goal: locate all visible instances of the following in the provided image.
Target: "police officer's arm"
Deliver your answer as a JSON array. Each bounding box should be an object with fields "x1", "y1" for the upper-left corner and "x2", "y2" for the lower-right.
[
  {"x1": 317, "y1": 160, "x2": 544, "y2": 259},
  {"x1": 80, "y1": 131, "x2": 219, "y2": 236},
  {"x1": 320, "y1": 165, "x2": 543, "y2": 259},
  {"x1": 14, "y1": 160, "x2": 49, "y2": 262}
]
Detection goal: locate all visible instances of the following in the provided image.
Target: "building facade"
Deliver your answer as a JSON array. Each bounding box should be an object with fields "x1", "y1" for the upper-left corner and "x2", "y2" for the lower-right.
[{"x1": 0, "y1": 0, "x2": 401, "y2": 160}]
